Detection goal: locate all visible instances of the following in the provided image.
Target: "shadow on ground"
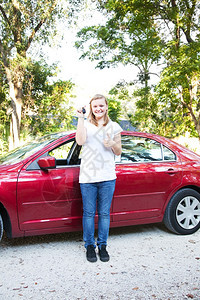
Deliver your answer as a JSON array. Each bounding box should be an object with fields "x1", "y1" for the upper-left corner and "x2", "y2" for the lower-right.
[{"x1": 0, "y1": 222, "x2": 170, "y2": 248}]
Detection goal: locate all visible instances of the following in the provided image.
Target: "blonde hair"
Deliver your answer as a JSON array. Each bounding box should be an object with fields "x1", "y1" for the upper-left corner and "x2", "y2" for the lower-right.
[{"x1": 88, "y1": 94, "x2": 109, "y2": 126}]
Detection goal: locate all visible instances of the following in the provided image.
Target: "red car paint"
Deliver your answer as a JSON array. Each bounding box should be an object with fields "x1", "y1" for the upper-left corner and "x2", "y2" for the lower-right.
[{"x1": 0, "y1": 131, "x2": 200, "y2": 240}]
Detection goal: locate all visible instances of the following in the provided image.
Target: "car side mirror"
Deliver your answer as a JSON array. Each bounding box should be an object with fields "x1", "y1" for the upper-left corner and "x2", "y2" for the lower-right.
[{"x1": 38, "y1": 156, "x2": 56, "y2": 170}]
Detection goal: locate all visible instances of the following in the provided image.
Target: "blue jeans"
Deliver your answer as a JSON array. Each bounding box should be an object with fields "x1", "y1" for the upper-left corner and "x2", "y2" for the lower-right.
[{"x1": 80, "y1": 180, "x2": 116, "y2": 249}]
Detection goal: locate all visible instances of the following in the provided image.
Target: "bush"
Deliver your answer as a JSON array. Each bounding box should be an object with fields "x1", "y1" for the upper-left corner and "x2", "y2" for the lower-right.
[{"x1": 0, "y1": 138, "x2": 8, "y2": 157}]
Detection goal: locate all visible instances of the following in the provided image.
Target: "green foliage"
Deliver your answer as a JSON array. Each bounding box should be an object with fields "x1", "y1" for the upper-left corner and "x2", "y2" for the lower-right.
[
  {"x1": 0, "y1": 0, "x2": 81, "y2": 148},
  {"x1": 76, "y1": 0, "x2": 200, "y2": 138},
  {"x1": 0, "y1": 67, "x2": 9, "y2": 154},
  {"x1": 76, "y1": 0, "x2": 164, "y2": 85},
  {"x1": 109, "y1": 80, "x2": 136, "y2": 119},
  {"x1": 131, "y1": 86, "x2": 196, "y2": 138},
  {"x1": 107, "y1": 98, "x2": 122, "y2": 122},
  {"x1": 21, "y1": 60, "x2": 75, "y2": 136},
  {"x1": 108, "y1": 76, "x2": 198, "y2": 139},
  {"x1": 0, "y1": 58, "x2": 75, "y2": 148},
  {"x1": 0, "y1": 0, "x2": 68, "y2": 55}
]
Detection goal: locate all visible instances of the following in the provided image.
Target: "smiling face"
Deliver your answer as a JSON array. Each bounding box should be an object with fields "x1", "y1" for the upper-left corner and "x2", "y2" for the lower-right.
[{"x1": 90, "y1": 98, "x2": 108, "y2": 121}]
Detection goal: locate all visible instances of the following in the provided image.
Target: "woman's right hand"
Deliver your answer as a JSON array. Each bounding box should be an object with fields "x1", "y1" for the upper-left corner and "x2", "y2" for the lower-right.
[
  {"x1": 76, "y1": 106, "x2": 87, "y2": 145},
  {"x1": 77, "y1": 106, "x2": 86, "y2": 118}
]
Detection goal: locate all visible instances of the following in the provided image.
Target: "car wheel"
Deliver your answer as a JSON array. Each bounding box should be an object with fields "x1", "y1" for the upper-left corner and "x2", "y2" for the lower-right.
[
  {"x1": 164, "y1": 188, "x2": 200, "y2": 235},
  {"x1": 0, "y1": 214, "x2": 3, "y2": 241}
]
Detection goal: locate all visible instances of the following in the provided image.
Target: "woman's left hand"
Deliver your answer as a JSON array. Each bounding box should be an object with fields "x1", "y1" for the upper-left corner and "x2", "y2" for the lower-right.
[
  {"x1": 103, "y1": 134, "x2": 116, "y2": 148},
  {"x1": 104, "y1": 133, "x2": 122, "y2": 156}
]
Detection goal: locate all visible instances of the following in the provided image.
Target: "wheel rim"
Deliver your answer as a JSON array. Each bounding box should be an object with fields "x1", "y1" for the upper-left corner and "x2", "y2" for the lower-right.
[{"x1": 176, "y1": 196, "x2": 200, "y2": 230}]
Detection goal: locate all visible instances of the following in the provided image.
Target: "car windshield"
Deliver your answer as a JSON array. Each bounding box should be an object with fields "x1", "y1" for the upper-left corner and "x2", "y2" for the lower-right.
[{"x1": 0, "y1": 132, "x2": 68, "y2": 165}]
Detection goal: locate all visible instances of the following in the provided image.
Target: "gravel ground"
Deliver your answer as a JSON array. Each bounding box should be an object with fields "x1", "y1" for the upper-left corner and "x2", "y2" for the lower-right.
[{"x1": 0, "y1": 223, "x2": 200, "y2": 300}]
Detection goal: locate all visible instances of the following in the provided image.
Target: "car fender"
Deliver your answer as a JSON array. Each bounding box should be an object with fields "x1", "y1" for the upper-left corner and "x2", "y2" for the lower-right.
[
  {"x1": 0, "y1": 168, "x2": 24, "y2": 238},
  {"x1": 161, "y1": 172, "x2": 200, "y2": 217}
]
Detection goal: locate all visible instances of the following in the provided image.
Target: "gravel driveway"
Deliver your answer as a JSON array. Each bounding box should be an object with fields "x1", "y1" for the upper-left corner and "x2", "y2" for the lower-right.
[{"x1": 0, "y1": 223, "x2": 200, "y2": 300}]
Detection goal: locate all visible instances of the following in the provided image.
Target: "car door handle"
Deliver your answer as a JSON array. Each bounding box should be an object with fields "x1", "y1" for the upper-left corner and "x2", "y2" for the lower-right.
[{"x1": 165, "y1": 168, "x2": 178, "y2": 175}]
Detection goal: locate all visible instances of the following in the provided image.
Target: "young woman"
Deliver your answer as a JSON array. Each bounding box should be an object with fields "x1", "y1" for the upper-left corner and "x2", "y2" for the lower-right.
[{"x1": 76, "y1": 94, "x2": 122, "y2": 262}]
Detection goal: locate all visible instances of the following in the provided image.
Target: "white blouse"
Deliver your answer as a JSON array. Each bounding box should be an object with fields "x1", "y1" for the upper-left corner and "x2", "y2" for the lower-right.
[{"x1": 79, "y1": 120, "x2": 122, "y2": 183}]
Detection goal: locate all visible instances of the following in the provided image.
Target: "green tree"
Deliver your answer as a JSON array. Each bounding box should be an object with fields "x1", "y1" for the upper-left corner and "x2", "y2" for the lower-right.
[
  {"x1": 21, "y1": 60, "x2": 75, "y2": 136},
  {"x1": 109, "y1": 80, "x2": 136, "y2": 120},
  {"x1": 107, "y1": 97, "x2": 122, "y2": 122},
  {"x1": 0, "y1": 59, "x2": 75, "y2": 153},
  {"x1": 76, "y1": 0, "x2": 200, "y2": 138},
  {"x1": 0, "y1": 0, "x2": 80, "y2": 149},
  {"x1": 76, "y1": 1, "x2": 163, "y2": 87},
  {"x1": 0, "y1": 67, "x2": 10, "y2": 154},
  {"x1": 153, "y1": 44, "x2": 200, "y2": 138}
]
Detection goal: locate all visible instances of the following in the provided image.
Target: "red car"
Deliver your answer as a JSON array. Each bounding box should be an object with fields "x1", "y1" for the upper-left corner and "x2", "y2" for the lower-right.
[{"x1": 0, "y1": 131, "x2": 200, "y2": 242}]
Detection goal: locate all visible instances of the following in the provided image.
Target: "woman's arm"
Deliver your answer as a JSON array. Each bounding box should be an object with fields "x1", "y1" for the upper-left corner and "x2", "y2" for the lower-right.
[
  {"x1": 103, "y1": 133, "x2": 122, "y2": 156},
  {"x1": 75, "y1": 109, "x2": 87, "y2": 145}
]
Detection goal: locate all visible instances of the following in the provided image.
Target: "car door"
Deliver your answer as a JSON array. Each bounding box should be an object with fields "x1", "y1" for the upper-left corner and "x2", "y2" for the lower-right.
[
  {"x1": 17, "y1": 139, "x2": 83, "y2": 231},
  {"x1": 112, "y1": 134, "x2": 182, "y2": 222}
]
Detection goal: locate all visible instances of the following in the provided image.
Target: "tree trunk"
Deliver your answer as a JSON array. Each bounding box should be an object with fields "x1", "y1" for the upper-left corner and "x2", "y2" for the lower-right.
[
  {"x1": 5, "y1": 66, "x2": 23, "y2": 150},
  {"x1": 9, "y1": 98, "x2": 22, "y2": 150}
]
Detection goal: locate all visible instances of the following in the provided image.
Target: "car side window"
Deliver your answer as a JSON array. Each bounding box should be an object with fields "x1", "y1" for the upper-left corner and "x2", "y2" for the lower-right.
[
  {"x1": 163, "y1": 146, "x2": 176, "y2": 161},
  {"x1": 121, "y1": 135, "x2": 162, "y2": 163},
  {"x1": 118, "y1": 135, "x2": 177, "y2": 163},
  {"x1": 49, "y1": 141, "x2": 74, "y2": 160},
  {"x1": 27, "y1": 139, "x2": 82, "y2": 170},
  {"x1": 49, "y1": 139, "x2": 82, "y2": 167}
]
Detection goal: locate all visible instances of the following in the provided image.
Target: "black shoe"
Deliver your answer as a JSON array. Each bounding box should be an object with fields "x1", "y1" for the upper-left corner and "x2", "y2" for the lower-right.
[
  {"x1": 98, "y1": 245, "x2": 110, "y2": 262},
  {"x1": 86, "y1": 245, "x2": 97, "y2": 263}
]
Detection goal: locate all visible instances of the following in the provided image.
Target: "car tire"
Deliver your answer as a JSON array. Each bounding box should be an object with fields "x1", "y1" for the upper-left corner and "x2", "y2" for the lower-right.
[
  {"x1": 0, "y1": 214, "x2": 3, "y2": 242},
  {"x1": 164, "y1": 188, "x2": 200, "y2": 235}
]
